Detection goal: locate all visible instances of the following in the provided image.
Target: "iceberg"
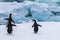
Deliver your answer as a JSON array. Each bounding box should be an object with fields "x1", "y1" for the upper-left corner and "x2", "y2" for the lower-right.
[{"x1": 0, "y1": 1, "x2": 60, "y2": 24}]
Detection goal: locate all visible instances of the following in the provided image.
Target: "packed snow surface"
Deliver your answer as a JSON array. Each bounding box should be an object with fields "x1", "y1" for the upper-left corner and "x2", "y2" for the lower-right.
[{"x1": 0, "y1": 22, "x2": 60, "y2": 40}]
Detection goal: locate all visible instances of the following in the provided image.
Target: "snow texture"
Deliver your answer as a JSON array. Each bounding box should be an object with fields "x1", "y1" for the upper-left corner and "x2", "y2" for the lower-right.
[{"x1": 0, "y1": 22, "x2": 60, "y2": 40}]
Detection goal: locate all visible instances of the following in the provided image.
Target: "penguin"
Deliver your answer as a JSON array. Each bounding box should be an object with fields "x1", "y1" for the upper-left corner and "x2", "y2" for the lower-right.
[
  {"x1": 5, "y1": 14, "x2": 16, "y2": 35},
  {"x1": 32, "y1": 20, "x2": 42, "y2": 33}
]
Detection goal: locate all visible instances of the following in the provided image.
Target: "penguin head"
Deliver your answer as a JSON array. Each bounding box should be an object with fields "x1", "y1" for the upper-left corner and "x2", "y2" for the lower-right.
[
  {"x1": 32, "y1": 20, "x2": 36, "y2": 22},
  {"x1": 9, "y1": 13, "x2": 12, "y2": 18},
  {"x1": 10, "y1": 14, "x2": 12, "y2": 16}
]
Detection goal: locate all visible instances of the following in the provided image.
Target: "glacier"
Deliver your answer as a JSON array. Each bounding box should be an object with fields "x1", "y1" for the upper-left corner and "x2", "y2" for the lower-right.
[{"x1": 0, "y1": 1, "x2": 60, "y2": 24}]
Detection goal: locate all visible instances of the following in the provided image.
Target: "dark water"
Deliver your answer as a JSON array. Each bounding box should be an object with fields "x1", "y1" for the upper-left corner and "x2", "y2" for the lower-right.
[{"x1": 56, "y1": 2, "x2": 60, "y2": 5}]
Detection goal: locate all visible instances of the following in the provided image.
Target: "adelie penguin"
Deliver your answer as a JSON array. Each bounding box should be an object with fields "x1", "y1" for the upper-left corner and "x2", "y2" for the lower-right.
[
  {"x1": 5, "y1": 14, "x2": 16, "y2": 35},
  {"x1": 32, "y1": 20, "x2": 42, "y2": 33}
]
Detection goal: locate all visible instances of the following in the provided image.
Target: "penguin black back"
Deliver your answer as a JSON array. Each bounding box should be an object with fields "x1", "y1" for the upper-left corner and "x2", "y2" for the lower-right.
[
  {"x1": 32, "y1": 20, "x2": 42, "y2": 33},
  {"x1": 5, "y1": 13, "x2": 16, "y2": 35}
]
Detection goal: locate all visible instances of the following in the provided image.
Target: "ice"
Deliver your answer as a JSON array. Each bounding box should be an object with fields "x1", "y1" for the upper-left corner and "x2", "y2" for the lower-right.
[
  {"x1": 35, "y1": 0, "x2": 60, "y2": 2},
  {"x1": 30, "y1": 3, "x2": 53, "y2": 21},
  {"x1": 0, "y1": 2, "x2": 19, "y2": 13},
  {"x1": 48, "y1": 16, "x2": 60, "y2": 21},
  {"x1": 0, "y1": 1, "x2": 60, "y2": 24},
  {"x1": 13, "y1": 15, "x2": 30, "y2": 23}
]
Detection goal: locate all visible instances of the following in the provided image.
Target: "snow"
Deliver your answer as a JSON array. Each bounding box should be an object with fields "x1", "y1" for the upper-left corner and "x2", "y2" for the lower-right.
[
  {"x1": 0, "y1": 1, "x2": 60, "y2": 40},
  {"x1": 0, "y1": 2, "x2": 18, "y2": 13},
  {"x1": 0, "y1": 22, "x2": 60, "y2": 40}
]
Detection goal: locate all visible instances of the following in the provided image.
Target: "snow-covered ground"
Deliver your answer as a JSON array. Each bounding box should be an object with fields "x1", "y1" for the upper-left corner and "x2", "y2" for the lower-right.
[{"x1": 0, "y1": 22, "x2": 60, "y2": 40}]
